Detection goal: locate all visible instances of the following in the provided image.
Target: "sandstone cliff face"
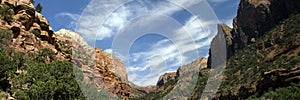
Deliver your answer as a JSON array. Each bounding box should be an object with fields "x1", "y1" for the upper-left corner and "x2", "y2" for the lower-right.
[
  {"x1": 229, "y1": 0, "x2": 300, "y2": 57},
  {"x1": 0, "y1": 0, "x2": 56, "y2": 55},
  {"x1": 55, "y1": 29, "x2": 132, "y2": 99}
]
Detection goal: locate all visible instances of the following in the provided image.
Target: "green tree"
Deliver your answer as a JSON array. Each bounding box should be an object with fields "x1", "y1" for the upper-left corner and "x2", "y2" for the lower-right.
[
  {"x1": 13, "y1": 61, "x2": 85, "y2": 99},
  {"x1": 30, "y1": 0, "x2": 34, "y2": 4},
  {"x1": 0, "y1": 29, "x2": 13, "y2": 45},
  {"x1": 0, "y1": 46, "x2": 16, "y2": 91},
  {"x1": 35, "y1": 3, "x2": 43, "y2": 13},
  {"x1": 34, "y1": 48, "x2": 55, "y2": 63}
]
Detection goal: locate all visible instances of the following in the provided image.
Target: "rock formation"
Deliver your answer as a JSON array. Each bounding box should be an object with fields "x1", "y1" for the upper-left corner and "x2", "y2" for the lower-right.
[
  {"x1": 205, "y1": 0, "x2": 300, "y2": 99},
  {"x1": 156, "y1": 72, "x2": 177, "y2": 87},
  {"x1": 208, "y1": 0, "x2": 300, "y2": 68},
  {"x1": 228, "y1": 0, "x2": 300, "y2": 57},
  {"x1": 55, "y1": 29, "x2": 132, "y2": 99},
  {"x1": 207, "y1": 24, "x2": 229, "y2": 68},
  {"x1": 156, "y1": 58, "x2": 207, "y2": 88},
  {"x1": 0, "y1": 0, "x2": 55, "y2": 55}
]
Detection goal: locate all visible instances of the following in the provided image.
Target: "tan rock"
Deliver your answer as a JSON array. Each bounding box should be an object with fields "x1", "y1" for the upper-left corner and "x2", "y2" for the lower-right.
[{"x1": 2, "y1": 0, "x2": 34, "y2": 8}]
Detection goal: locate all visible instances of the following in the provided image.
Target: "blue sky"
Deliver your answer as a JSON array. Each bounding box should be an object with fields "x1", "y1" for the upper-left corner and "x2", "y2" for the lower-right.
[{"x1": 36, "y1": 0, "x2": 239, "y2": 86}]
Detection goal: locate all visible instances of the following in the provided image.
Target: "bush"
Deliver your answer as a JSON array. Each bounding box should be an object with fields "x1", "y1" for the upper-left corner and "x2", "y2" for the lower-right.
[
  {"x1": 30, "y1": 29, "x2": 40, "y2": 38},
  {"x1": 0, "y1": 45, "x2": 89, "y2": 100},
  {"x1": 35, "y1": 3, "x2": 43, "y2": 13},
  {"x1": 0, "y1": 4, "x2": 14, "y2": 22},
  {"x1": 0, "y1": 29, "x2": 13, "y2": 45},
  {"x1": 35, "y1": 48, "x2": 55, "y2": 63}
]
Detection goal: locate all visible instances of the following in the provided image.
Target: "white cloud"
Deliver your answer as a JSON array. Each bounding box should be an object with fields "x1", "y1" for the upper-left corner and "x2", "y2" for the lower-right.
[
  {"x1": 76, "y1": 0, "x2": 128, "y2": 44},
  {"x1": 104, "y1": 49, "x2": 112, "y2": 54},
  {"x1": 56, "y1": 13, "x2": 81, "y2": 21},
  {"x1": 76, "y1": 0, "x2": 205, "y2": 44}
]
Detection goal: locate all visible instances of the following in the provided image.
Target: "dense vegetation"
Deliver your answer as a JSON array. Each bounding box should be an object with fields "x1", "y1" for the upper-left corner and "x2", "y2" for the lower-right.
[
  {"x1": 0, "y1": 45, "x2": 85, "y2": 99},
  {"x1": 249, "y1": 82, "x2": 300, "y2": 100}
]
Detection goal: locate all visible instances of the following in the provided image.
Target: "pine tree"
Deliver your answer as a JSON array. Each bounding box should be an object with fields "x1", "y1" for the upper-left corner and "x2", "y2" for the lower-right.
[{"x1": 35, "y1": 3, "x2": 43, "y2": 13}]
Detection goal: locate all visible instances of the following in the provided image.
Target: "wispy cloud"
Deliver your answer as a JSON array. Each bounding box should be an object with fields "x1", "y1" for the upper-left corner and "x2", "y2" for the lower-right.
[
  {"x1": 55, "y1": 13, "x2": 81, "y2": 21},
  {"x1": 124, "y1": 15, "x2": 217, "y2": 86},
  {"x1": 55, "y1": 13, "x2": 81, "y2": 30},
  {"x1": 74, "y1": 0, "x2": 219, "y2": 86},
  {"x1": 76, "y1": 0, "x2": 205, "y2": 44}
]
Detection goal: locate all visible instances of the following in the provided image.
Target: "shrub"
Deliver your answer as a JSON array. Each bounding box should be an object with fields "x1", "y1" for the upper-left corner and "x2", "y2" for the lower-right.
[
  {"x1": 0, "y1": 29, "x2": 13, "y2": 45},
  {"x1": 30, "y1": 29, "x2": 40, "y2": 38},
  {"x1": 249, "y1": 82, "x2": 300, "y2": 100},
  {"x1": 0, "y1": 4, "x2": 14, "y2": 22},
  {"x1": 34, "y1": 48, "x2": 55, "y2": 63},
  {"x1": 14, "y1": 61, "x2": 85, "y2": 99},
  {"x1": 0, "y1": 45, "x2": 88, "y2": 99},
  {"x1": 0, "y1": 46, "x2": 16, "y2": 90},
  {"x1": 35, "y1": 3, "x2": 43, "y2": 13}
]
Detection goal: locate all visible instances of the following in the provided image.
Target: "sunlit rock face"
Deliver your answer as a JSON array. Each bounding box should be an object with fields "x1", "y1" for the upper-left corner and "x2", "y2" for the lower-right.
[
  {"x1": 0, "y1": 0, "x2": 55, "y2": 54},
  {"x1": 55, "y1": 29, "x2": 132, "y2": 99}
]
